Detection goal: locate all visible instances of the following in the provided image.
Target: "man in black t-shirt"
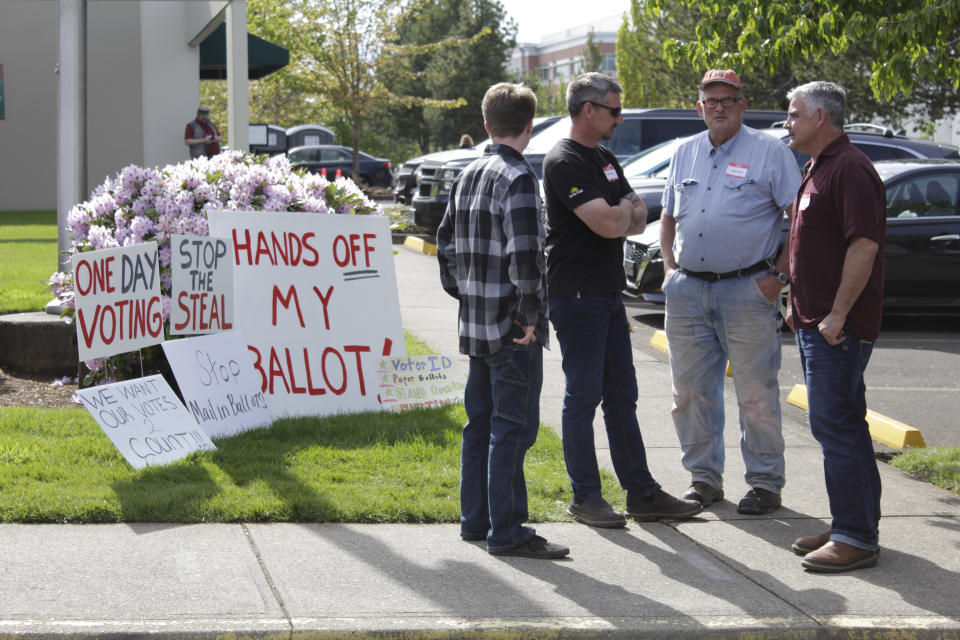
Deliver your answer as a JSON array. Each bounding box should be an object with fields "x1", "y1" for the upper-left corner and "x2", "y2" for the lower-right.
[{"x1": 543, "y1": 73, "x2": 702, "y2": 528}]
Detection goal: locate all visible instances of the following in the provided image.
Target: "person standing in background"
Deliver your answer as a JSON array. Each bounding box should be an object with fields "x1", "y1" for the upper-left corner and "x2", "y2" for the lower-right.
[{"x1": 184, "y1": 105, "x2": 221, "y2": 159}]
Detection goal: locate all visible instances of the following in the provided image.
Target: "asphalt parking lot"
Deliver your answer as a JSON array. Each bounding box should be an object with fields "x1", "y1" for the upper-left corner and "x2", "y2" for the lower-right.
[{"x1": 626, "y1": 302, "x2": 960, "y2": 450}]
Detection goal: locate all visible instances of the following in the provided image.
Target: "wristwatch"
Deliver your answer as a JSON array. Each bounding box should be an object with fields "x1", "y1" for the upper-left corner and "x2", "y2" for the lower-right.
[{"x1": 771, "y1": 269, "x2": 789, "y2": 285}]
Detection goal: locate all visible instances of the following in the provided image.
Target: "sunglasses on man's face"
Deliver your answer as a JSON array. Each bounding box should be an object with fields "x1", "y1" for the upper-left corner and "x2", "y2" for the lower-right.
[{"x1": 587, "y1": 101, "x2": 622, "y2": 118}]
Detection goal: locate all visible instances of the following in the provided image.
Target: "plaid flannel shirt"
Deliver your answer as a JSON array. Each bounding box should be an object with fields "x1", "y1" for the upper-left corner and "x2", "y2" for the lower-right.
[{"x1": 436, "y1": 144, "x2": 548, "y2": 357}]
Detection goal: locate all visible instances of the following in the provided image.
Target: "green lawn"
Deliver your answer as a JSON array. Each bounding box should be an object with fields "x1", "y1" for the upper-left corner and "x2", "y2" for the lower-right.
[
  {"x1": 0, "y1": 211, "x2": 60, "y2": 313},
  {"x1": 0, "y1": 403, "x2": 604, "y2": 523}
]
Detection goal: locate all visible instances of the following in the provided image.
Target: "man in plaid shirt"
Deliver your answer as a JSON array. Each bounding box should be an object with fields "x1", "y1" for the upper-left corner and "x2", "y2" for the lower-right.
[{"x1": 437, "y1": 82, "x2": 568, "y2": 560}]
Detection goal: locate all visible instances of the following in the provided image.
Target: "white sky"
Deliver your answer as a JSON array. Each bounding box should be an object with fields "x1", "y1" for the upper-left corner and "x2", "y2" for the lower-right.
[{"x1": 500, "y1": 0, "x2": 633, "y2": 43}]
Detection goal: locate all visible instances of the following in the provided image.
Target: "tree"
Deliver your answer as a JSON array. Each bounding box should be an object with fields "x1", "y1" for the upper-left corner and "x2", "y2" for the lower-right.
[
  {"x1": 617, "y1": 0, "x2": 960, "y2": 127},
  {"x1": 388, "y1": 0, "x2": 517, "y2": 153},
  {"x1": 644, "y1": 0, "x2": 960, "y2": 103}
]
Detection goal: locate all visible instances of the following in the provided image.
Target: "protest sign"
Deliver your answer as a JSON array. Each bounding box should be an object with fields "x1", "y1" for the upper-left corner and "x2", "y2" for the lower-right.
[
  {"x1": 377, "y1": 355, "x2": 467, "y2": 411},
  {"x1": 206, "y1": 211, "x2": 405, "y2": 418},
  {"x1": 162, "y1": 330, "x2": 271, "y2": 438},
  {"x1": 72, "y1": 242, "x2": 163, "y2": 361},
  {"x1": 169, "y1": 234, "x2": 234, "y2": 335},
  {"x1": 75, "y1": 374, "x2": 216, "y2": 469}
]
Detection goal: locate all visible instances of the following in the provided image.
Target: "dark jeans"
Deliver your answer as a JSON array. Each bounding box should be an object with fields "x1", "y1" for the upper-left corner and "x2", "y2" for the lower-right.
[
  {"x1": 460, "y1": 332, "x2": 542, "y2": 553},
  {"x1": 548, "y1": 292, "x2": 660, "y2": 499},
  {"x1": 797, "y1": 328, "x2": 881, "y2": 550}
]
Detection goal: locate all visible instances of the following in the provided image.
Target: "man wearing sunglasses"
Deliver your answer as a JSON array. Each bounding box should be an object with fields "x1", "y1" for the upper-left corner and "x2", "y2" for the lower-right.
[
  {"x1": 659, "y1": 69, "x2": 802, "y2": 516},
  {"x1": 543, "y1": 72, "x2": 702, "y2": 528}
]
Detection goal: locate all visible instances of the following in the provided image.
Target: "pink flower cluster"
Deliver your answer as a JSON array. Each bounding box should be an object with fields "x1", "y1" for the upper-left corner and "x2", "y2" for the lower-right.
[{"x1": 48, "y1": 150, "x2": 383, "y2": 378}]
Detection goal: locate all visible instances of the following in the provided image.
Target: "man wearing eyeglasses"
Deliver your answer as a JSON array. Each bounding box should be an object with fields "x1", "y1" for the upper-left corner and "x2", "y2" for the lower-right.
[
  {"x1": 659, "y1": 69, "x2": 801, "y2": 516},
  {"x1": 543, "y1": 72, "x2": 703, "y2": 528}
]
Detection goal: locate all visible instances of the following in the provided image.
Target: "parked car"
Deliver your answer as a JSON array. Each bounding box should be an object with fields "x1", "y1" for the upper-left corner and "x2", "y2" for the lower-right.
[
  {"x1": 623, "y1": 159, "x2": 960, "y2": 317},
  {"x1": 287, "y1": 145, "x2": 393, "y2": 188},
  {"x1": 393, "y1": 116, "x2": 562, "y2": 204},
  {"x1": 411, "y1": 108, "x2": 788, "y2": 231},
  {"x1": 624, "y1": 125, "x2": 960, "y2": 223}
]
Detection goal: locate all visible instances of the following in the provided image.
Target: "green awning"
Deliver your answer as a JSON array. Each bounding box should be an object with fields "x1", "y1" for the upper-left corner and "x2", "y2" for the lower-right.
[{"x1": 199, "y1": 23, "x2": 289, "y2": 80}]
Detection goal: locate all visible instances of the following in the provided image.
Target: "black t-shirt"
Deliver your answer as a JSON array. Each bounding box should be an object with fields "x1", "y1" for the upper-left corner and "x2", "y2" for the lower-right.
[{"x1": 543, "y1": 139, "x2": 631, "y2": 297}]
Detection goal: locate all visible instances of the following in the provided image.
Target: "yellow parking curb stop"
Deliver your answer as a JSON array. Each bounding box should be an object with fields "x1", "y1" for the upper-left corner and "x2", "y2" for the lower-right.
[
  {"x1": 650, "y1": 330, "x2": 732, "y2": 376},
  {"x1": 403, "y1": 236, "x2": 436, "y2": 256},
  {"x1": 786, "y1": 384, "x2": 926, "y2": 449}
]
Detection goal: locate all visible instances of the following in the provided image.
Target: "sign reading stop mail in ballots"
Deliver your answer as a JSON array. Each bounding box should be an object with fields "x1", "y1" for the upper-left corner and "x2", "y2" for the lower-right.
[
  {"x1": 162, "y1": 330, "x2": 271, "y2": 439},
  {"x1": 169, "y1": 234, "x2": 234, "y2": 335},
  {"x1": 75, "y1": 374, "x2": 216, "y2": 470},
  {"x1": 72, "y1": 242, "x2": 163, "y2": 361},
  {"x1": 206, "y1": 211, "x2": 405, "y2": 419}
]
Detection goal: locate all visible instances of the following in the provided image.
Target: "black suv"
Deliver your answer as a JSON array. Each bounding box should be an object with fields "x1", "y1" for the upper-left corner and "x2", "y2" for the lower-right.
[
  {"x1": 393, "y1": 116, "x2": 562, "y2": 205},
  {"x1": 411, "y1": 108, "x2": 787, "y2": 231},
  {"x1": 623, "y1": 158, "x2": 960, "y2": 316}
]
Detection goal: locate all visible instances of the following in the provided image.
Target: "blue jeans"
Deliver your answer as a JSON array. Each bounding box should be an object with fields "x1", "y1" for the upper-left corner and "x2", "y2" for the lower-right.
[
  {"x1": 797, "y1": 328, "x2": 880, "y2": 551},
  {"x1": 663, "y1": 271, "x2": 785, "y2": 492},
  {"x1": 548, "y1": 292, "x2": 660, "y2": 499},
  {"x1": 460, "y1": 331, "x2": 542, "y2": 553}
]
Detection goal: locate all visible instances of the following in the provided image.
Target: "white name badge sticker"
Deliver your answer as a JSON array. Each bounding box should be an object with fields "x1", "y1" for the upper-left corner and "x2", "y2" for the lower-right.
[
  {"x1": 726, "y1": 162, "x2": 748, "y2": 178},
  {"x1": 799, "y1": 194, "x2": 812, "y2": 211},
  {"x1": 603, "y1": 164, "x2": 618, "y2": 181}
]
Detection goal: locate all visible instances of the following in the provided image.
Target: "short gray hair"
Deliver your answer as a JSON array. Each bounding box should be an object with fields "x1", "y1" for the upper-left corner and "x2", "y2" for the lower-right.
[
  {"x1": 787, "y1": 81, "x2": 846, "y2": 128},
  {"x1": 567, "y1": 72, "x2": 622, "y2": 117}
]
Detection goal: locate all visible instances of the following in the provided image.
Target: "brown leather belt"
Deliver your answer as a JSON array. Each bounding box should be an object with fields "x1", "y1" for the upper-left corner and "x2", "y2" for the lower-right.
[{"x1": 681, "y1": 259, "x2": 770, "y2": 282}]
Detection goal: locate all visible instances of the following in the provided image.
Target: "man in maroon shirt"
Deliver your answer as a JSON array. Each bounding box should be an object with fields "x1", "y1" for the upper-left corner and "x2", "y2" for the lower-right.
[
  {"x1": 783, "y1": 81, "x2": 885, "y2": 573},
  {"x1": 184, "y1": 106, "x2": 221, "y2": 159}
]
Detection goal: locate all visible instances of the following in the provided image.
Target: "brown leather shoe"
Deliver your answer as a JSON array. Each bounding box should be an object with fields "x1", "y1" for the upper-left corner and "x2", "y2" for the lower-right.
[
  {"x1": 792, "y1": 530, "x2": 831, "y2": 556},
  {"x1": 801, "y1": 541, "x2": 878, "y2": 573}
]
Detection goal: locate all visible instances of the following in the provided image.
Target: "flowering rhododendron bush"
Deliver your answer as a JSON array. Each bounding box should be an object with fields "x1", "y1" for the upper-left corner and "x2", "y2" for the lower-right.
[{"x1": 49, "y1": 151, "x2": 384, "y2": 387}]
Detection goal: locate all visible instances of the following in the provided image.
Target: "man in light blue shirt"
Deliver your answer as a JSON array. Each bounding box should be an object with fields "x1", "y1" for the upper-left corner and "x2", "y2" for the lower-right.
[{"x1": 660, "y1": 69, "x2": 801, "y2": 516}]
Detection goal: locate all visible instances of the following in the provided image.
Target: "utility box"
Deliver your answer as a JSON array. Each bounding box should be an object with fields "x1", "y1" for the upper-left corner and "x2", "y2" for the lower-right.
[
  {"x1": 249, "y1": 124, "x2": 287, "y2": 155},
  {"x1": 286, "y1": 124, "x2": 334, "y2": 148}
]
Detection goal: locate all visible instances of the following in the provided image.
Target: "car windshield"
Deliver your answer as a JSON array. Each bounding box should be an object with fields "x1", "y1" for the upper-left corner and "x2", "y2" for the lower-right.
[
  {"x1": 621, "y1": 138, "x2": 687, "y2": 178},
  {"x1": 524, "y1": 117, "x2": 573, "y2": 154}
]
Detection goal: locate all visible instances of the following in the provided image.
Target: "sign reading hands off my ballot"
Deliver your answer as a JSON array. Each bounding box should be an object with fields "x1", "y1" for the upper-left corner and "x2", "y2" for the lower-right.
[{"x1": 206, "y1": 211, "x2": 405, "y2": 419}]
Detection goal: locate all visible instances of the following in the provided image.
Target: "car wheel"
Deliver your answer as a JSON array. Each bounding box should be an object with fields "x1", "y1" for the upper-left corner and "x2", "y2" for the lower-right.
[{"x1": 356, "y1": 174, "x2": 371, "y2": 188}]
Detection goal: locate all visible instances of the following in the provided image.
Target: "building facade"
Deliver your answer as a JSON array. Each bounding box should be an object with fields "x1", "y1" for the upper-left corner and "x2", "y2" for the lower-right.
[
  {"x1": 0, "y1": 0, "x2": 233, "y2": 212},
  {"x1": 507, "y1": 14, "x2": 621, "y2": 85}
]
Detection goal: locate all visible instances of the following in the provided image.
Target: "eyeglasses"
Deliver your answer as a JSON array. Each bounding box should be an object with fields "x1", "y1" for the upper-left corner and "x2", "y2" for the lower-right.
[
  {"x1": 587, "y1": 101, "x2": 622, "y2": 118},
  {"x1": 701, "y1": 96, "x2": 741, "y2": 108}
]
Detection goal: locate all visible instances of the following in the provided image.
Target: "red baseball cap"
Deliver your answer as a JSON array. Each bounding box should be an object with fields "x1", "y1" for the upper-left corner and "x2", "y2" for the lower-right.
[{"x1": 698, "y1": 69, "x2": 743, "y2": 92}]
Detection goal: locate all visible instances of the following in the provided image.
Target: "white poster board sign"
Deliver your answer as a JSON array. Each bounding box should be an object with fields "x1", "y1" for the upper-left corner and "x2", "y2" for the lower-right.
[
  {"x1": 207, "y1": 211, "x2": 405, "y2": 419},
  {"x1": 72, "y1": 242, "x2": 163, "y2": 361},
  {"x1": 75, "y1": 374, "x2": 216, "y2": 469},
  {"x1": 169, "y1": 234, "x2": 234, "y2": 335},
  {"x1": 377, "y1": 355, "x2": 467, "y2": 411},
  {"x1": 162, "y1": 330, "x2": 271, "y2": 438}
]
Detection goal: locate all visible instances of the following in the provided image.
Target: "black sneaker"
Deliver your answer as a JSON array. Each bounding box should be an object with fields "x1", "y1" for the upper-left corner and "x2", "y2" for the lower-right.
[
  {"x1": 626, "y1": 489, "x2": 703, "y2": 521},
  {"x1": 567, "y1": 494, "x2": 627, "y2": 528},
  {"x1": 489, "y1": 535, "x2": 570, "y2": 559},
  {"x1": 682, "y1": 481, "x2": 724, "y2": 507},
  {"x1": 737, "y1": 488, "x2": 781, "y2": 515}
]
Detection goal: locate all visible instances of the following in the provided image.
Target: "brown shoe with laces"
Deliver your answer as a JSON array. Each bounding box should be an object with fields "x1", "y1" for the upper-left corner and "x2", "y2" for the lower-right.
[{"x1": 792, "y1": 530, "x2": 830, "y2": 556}]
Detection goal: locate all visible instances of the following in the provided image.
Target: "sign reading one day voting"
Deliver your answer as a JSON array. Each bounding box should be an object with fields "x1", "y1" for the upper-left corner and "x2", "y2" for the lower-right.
[
  {"x1": 72, "y1": 242, "x2": 163, "y2": 361},
  {"x1": 75, "y1": 374, "x2": 216, "y2": 469},
  {"x1": 162, "y1": 330, "x2": 271, "y2": 438},
  {"x1": 206, "y1": 211, "x2": 405, "y2": 418},
  {"x1": 169, "y1": 234, "x2": 234, "y2": 335},
  {"x1": 377, "y1": 355, "x2": 467, "y2": 411}
]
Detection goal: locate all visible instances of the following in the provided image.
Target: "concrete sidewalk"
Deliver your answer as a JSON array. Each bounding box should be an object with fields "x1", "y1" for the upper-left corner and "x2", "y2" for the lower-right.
[{"x1": 0, "y1": 245, "x2": 958, "y2": 639}]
